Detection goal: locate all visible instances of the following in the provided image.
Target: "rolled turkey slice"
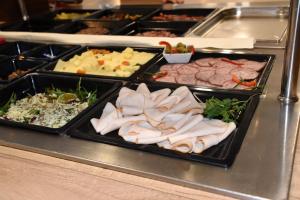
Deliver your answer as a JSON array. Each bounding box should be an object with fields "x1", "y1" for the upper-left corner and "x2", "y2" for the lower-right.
[
  {"x1": 193, "y1": 122, "x2": 236, "y2": 153},
  {"x1": 136, "y1": 83, "x2": 151, "y2": 97},
  {"x1": 91, "y1": 102, "x2": 122, "y2": 134},
  {"x1": 158, "y1": 138, "x2": 195, "y2": 153},
  {"x1": 168, "y1": 119, "x2": 229, "y2": 144},
  {"x1": 150, "y1": 88, "x2": 171, "y2": 105}
]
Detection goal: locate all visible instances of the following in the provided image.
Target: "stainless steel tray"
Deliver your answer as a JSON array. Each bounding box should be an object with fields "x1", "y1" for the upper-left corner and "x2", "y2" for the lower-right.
[{"x1": 186, "y1": 7, "x2": 289, "y2": 47}]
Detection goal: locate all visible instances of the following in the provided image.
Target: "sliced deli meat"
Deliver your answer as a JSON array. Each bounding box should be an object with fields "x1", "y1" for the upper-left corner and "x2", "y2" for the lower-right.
[
  {"x1": 90, "y1": 83, "x2": 237, "y2": 154},
  {"x1": 230, "y1": 68, "x2": 259, "y2": 80}
]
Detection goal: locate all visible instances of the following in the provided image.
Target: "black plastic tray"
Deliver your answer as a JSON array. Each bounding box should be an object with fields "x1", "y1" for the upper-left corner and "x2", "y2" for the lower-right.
[
  {"x1": 87, "y1": 7, "x2": 159, "y2": 21},
  {"x1": 0, "y1": 58, "x2": 46, "y2": 83},
  {"x1": 142, "y1": 8, "x2": 215, "y2": 22},
  {"x1": 116, "y1": 21, "x2": 196, "y2": 36},
  {"x1": 68, "y1": 83, "x2": 259, "y2": 167},
  {"x1": 22, "y1": 44, "x2": 80, "y2": 61},
  {"x1": 31, "y1": 9, "x2": 101, "y2": 21},
  {"x1": 0, "y1": 73, "x2": 122, "y2": 134},
  {"x1": 139, "y1": 51, "x2": 275, "y2": 94},
  {"x1": 0, "y1": 19, "x2": 67, "y2": 32},
  {"x1": 51, "y1": 20, "x2": 132, "y2": 34},
  {"x1": 39, "y1": 46, "x2": 163, "y2": 81},
  {"x1": 0, "y1": 41, "x2": 44, "y2": 56}
]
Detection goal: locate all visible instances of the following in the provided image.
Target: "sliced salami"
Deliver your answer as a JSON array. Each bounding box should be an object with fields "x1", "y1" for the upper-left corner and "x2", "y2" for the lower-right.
[
  {"x1": 156, "y1": 76, "x2": 176, "y2": 83},
  {"x1": 195, "y1": 69, "x2": 216, "y2": 82},
  {"x1": 208, "y1": 74, "x2": 232, "y2": 86},
  {"x1": 194, "y1": 58, "x2": 216, "y2": 67},
  {"x1": 223, "y1": 80, "x2": 249, "y2": 89},
  {"x1": 160, "y1": 64, "x2": 174, "y2": 72},
  {"x1": 196, "y1": 80, "x2": 217, "y2": 87},
  {"x1": 231, "y1": 68, "x2": 259, "y2": 80},
  {"x1": 175, "y1": 74, "x2": 196, "y2": 85},
  {"x1": 177, "y1": 64, "x2": 199, "y2": 75},
  {"x1": 237, "y1": 60, "x2": 266, "y2": 71}
]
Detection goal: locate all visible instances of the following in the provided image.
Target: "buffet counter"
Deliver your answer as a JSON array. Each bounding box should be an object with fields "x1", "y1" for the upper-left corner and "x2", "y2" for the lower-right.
[{"x1": 0, "y1": 1, "x2": 299, "y2": 200}]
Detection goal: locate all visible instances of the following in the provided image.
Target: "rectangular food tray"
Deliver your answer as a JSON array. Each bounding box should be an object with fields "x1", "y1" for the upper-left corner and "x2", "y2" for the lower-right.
[
  {"x1": 32, "y1": 9, "x2": 102, "y2": 21},
  {"x1": 142, "y1": 8, "x2": 216, "y2": 22},
  {"x1": 116, "y1": 21, "x2": 197, "y2": 37},
  {"x1": 22, "y1": 44, "x2": 81, "y2": 61},
  {"x1": 68, "y1": 83, "x2": 260, "y2": 167},
  {"x1": 0, "y1": 41, "x2": 44, "y2": 57},
  {"x1": 0, "y1": 58, "x2": 46, "y2": 83},
  {"x1": 139, "y1": 51, "x2": 275, "y2": 94},
  {"x1": 87, "y1": 7, "x2": 160, "y2": 21},
  {"x1": 51, "y1": 20, "x2": 133, "y2": 35},
  {"x1": 188, "y1": 7, "x2": 289, "y2": 43},
  {"x1": 0, "y1": 19, "x2": 68, "y2": 32},
  {"x1": 39, "y1": 46, "x2": 163, "y2": 81},
  {"x1": 0, "y1": 73, "x2": 122, "y2": 134}
]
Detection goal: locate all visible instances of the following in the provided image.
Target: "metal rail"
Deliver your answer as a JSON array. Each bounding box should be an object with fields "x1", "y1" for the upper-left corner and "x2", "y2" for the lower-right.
[{"x1": 279, "y1": 0, "x2": 300, "y2": 103}]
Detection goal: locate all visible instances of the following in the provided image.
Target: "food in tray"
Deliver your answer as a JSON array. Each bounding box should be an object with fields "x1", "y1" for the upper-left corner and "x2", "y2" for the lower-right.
[
  {"x1": 90, "y1": 83, "x2": 240, "y2": 154},
  {"x1": 0, "y1": 82, "x2": 96, "y2": 128},
  {"x1": 77, "y1": 22, "x2": 110, "y2": 35},
  {"x1": 54, "y1": 12, "x2": 91, "y2": 20},
  {"x1": 100, "y1": 13, "x2": 142, "y2": 20},
  {"x1": 135, "y1": 30, "x2": 177, "y2": 37},
  {"x1": 0, "y1": 69, "x2": 31, "y2": 80},
  {"x1": 152, "y1": 57, "x2": 266, "y2": 89},
  {"x1": 159, "y1": 41, "x2": 195, "y2": 63},
  {"x1": 54, "y1": 48, "x2": 155, "y2": 77},
  {"x1": 152, "y1": 13, "x2": 204, "y2": 21}
]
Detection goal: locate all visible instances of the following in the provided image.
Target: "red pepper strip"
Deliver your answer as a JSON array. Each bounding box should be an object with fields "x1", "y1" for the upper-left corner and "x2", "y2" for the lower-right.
[
  {"x1": 159, "y1": 41, "x2": 172, "y2": 53},
  {"x1": 221, "y1": 58, "x2": 243, "y2": 66},
  {"x1": 153, "y1": 71, "x2": 168, "y2": 80},
  {"x1": 122, "y1": 61, "x2": 130, "y2": 66},
  {"x1": 232, "y1": 75, "x2": 257, "y2": 87},
  {"x1": 187, "y1": 45, "x2": 195, "y2": 54}
]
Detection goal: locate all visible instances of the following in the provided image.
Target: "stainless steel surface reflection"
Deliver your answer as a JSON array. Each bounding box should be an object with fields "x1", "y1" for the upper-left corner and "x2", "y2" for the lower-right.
[{"x1": 0, "y1": 48, "x2": 299, "y2": 199}]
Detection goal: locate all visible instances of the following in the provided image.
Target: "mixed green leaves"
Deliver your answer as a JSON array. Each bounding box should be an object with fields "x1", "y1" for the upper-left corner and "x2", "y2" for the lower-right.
[
  {"x1": 46, "y1": 79, "x2": 97, "y2": 106},
  {"x1": 203, "y1": 97, "x2": 248, "y2": 123},
  {"x1": 0, "y1": 93, "x2": 16, "y2": 116}
]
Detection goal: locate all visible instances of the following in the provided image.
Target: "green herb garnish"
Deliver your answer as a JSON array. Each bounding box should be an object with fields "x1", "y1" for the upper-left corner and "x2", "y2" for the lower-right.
[
  {"x1": 203, "y1": 97, "x2": 248, "y2": 123},
  {"x1": 75, "y1": 78, "x2": 97, "y2": 106},
  {"x1": 0, "y1": 93, "x2": 16, "y2": 116}
]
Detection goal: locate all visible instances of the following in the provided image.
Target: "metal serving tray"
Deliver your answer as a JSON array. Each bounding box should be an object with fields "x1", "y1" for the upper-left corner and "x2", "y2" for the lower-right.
[
  {"x1": 116, "y1": 21, "x2": 197, "y2": 37},
  {"x1": 39, "y1": 46, "x2": 162, "y2": 81},
  {"x1": 139, "y1": 51, "x2": 275, "y2": 94},
  {"x1": 0, "y1": 73, "x2": 122, "y2": 134},
  {"x1": 68, "y1": 83, "x2": 259, "y2": 168},
  {"x1": 188, "y1": 7, "x2": 289, "y2": 44}
]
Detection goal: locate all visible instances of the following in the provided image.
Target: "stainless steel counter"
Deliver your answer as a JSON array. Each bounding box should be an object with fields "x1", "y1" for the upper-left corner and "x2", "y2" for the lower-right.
[{"x1": 0, "y1": 47, "x2": 299, "y2": 200}]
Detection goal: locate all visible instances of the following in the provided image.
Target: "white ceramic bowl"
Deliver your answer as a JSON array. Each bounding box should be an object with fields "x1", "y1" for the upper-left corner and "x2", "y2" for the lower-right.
[{"x1": 163, "y1": 51, "x2": 193, "y2": 64}]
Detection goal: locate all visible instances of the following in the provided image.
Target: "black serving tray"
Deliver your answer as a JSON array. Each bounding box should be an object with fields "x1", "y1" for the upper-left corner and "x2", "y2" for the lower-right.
[
  {"x1": 52, "y1": 20, "x2": 132, "y2": 35},
  {"x1": 0, "y1": 19, "x2": 67, "y2": 32},
  {"x1": 139, "y1": 51, "x2": 275, "y2": 94},
  {"x1": 0, "y1": 58, "x2": 46, "y2": 83},
  {"x1": 0, "y1": 41, "x2": 44, "y2": 56},
  {"x1": 87, "y1": 7, "x2": 159, "y2": 21},
  {"x1": 0, "y1": 73, "x2": 122, "y2": 134},
  {"x1": 68, "y1": 83, "x2": 260, "y2": 168},
  {"x1": 116, "y1": 21, "x2": 197, "y2": 37},
  {"x1": 39, "y1": 46, "x2": 163, "y2": 81},
  {"x1": 22, "y1": 44, "x2": 80, "y2": 61},
  {"x1": 142, "y1": 8, "x2": 215, "y2": 22},
  {"x1": 32, "y1": 9, "x2": 101, "y2": 21}
]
